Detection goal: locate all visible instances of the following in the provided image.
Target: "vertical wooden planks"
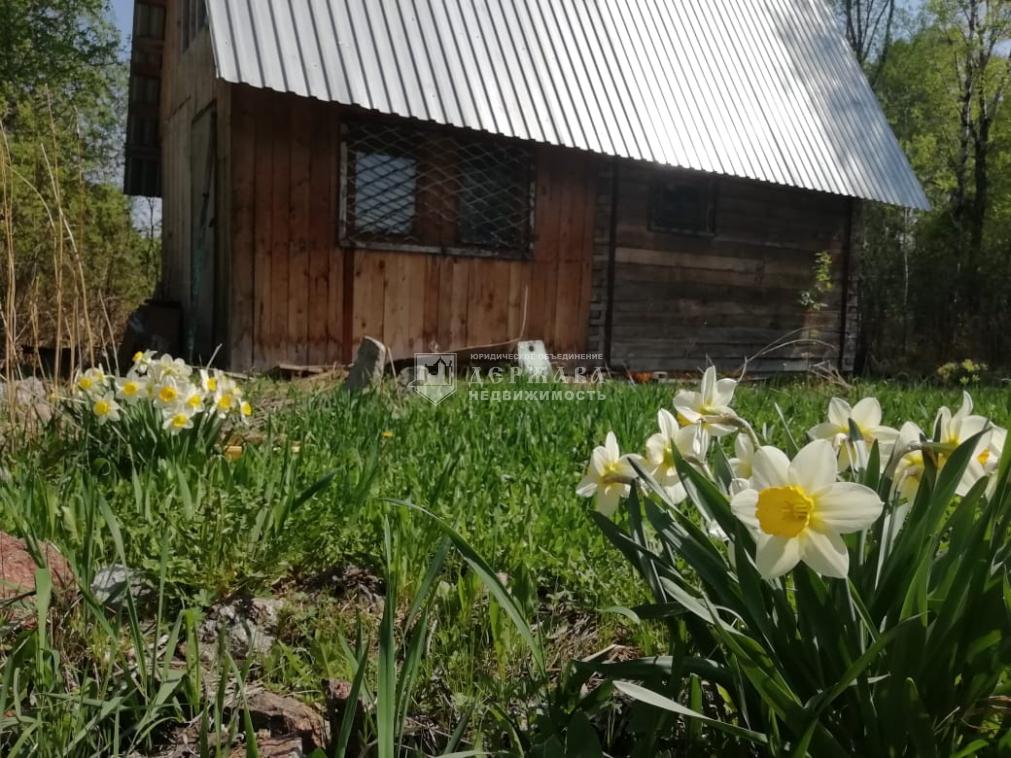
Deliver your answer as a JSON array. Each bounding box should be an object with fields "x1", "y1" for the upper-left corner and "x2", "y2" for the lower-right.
[
  {"x1": 531, "y1": 146, "x2": 562, "y2": 348},
  {"x1": 227, "y1": 90, "x2": 255, "y2": 367},
  {"x1": 352, "y1": 251, "x2": 386, "y2": 349},
  {"x1": 448, "y1": 258, "x2": 470, "y2": 348},
  {"x1": 267, "y1": 102, "x2": 291, "y2": 367},
  {"x1": 381, "y1": 254, "x2": 411, "y2": 358},
  {"x1": 287, "y1": 101, "x2": 312, "y2": 365},
  {"x1": 252, "y1": 89, "x2": 274, "y2": 368},
  {"x1": 434, "y1": 257, "x2": 454, "y2": 351}
]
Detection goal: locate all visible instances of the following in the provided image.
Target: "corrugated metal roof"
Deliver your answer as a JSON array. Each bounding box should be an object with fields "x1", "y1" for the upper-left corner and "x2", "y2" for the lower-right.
[{"x1": 205, "y1": 0, "x2": 929, "y2": 210}]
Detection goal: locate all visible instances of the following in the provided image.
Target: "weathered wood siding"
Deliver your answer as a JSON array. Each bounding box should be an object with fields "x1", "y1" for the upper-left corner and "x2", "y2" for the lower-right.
[
  {"x1": 226, "y1": 87, "x2": 597, "y2": 371},
  {"x1": 598, "y1": 163, "x2": 853, "y2": 374},
  {"x1": 158, "y1": 5, "x2": 230, "y2": 358}
]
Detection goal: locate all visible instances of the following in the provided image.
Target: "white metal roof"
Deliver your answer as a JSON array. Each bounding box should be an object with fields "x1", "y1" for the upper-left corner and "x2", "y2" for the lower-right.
[{"x1": 205, "y1": 0, "x2": 929, "y2": 210}]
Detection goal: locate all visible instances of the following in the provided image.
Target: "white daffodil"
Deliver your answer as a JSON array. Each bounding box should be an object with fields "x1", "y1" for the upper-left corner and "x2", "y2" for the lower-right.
[
  {"x1": 199, "y1": 368, "x2": 221, "y2": 394},
  {"x1": 91, "y1": 392, "x2": 121, "y2": 425},
  {"x1": 576, "y1": 432, "x2": 642, "y2": 516},
  {"x1": 673, "y1": 366, "x2": 738, "y2": 436},
  {"x1": 213, "y1": 390, "x2": 238, "y2": 417},
  {"x1": 180, "y1": 383, "x2": 205, "y2": 414},
  {"x1": 162, "y1": 405, "x2": 196, "y2": 433},
  {"x1": 644, "y1": 409, "x2": 709, "y2": 504},
  {"x1": 150, "y1": 354, "x2": 190, "y2": 382},
  {"x1": 730, "y1": 439, "x2": 883, "y2": 579},
  {"x1": 729, "y1": 433, "x2": 756, "y2": 479},
  {"x1": 131, "y1": 349, "x2": 156, "y2": 375},
  {"x1": 115, "y1": 376, "x2": 145, "y2": 403},
  {"x1": 979, "y1": 425, "x2": 1006, "y2": 476},
  {"x1": 152, "y1": 376, "x2": 184, "y2": 409},
  {"x1": 892, "y1": 421, "x2": 926, "y2": 503},
  {"x1": 239, "y1": 400, "x2": 253, "y2": 423},
  {"x1": 933, "y1": 392, "x2": 992, "y2": 496},
  {"x1": 808, "y1": 397, "x2": 898, "y2": 471},
  {"x1": 75, "y1": 367, "x2": 108, "y2": 396}
]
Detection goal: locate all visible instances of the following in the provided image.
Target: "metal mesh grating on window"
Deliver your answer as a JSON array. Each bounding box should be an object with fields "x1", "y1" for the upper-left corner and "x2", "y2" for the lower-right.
[{"x1": 341, "y1": 120, "x2": 534, "y2": 256}]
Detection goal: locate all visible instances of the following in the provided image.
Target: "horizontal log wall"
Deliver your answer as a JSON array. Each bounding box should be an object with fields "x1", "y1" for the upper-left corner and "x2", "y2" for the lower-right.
[
  {"x1": 604, "y1": 163, "x2": 851, "y2": 374},
  {"x1": 227, "y1": 88, "x2": 597, "y2": 370}
]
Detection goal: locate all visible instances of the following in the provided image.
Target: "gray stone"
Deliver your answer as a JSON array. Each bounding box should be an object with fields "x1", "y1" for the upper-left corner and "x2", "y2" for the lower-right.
[
  {"x1": 344, "y1": 337, "x2": 387, "y2": 392},
  {"x1": 0, "y1": 378, "x2": 52, "y2": 423},
  {"x1": 91, "y1": 564, "x2": 145, "y2": 607},
  {"x1": 199, "y1": 597, "x2": 283, "y2": 659},
  {"x1": 397, "y1": 365, "x2": 424, "y2": 389}
]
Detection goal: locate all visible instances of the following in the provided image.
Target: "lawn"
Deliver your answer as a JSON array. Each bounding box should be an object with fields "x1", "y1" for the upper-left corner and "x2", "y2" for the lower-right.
[{"x1": 2, "y1": 371, "x2": 1010, "y2": 754}]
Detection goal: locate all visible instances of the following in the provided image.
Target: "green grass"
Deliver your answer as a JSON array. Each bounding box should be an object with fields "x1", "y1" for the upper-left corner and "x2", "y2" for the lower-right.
[{"x1": 1, "y1": 376, "x2": 1009, "y2": 754}]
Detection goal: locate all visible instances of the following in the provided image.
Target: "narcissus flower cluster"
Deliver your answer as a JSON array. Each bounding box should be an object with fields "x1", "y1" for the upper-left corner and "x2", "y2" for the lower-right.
[
  {"x1": 577, "y1": 368, "x2": 1006, "y2": 581},
  {"x1": 73, "y1": 352, "x2": 251, "y2": 434}
]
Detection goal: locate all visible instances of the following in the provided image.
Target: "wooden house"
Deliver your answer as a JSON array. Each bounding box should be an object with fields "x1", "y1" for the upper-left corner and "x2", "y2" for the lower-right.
[{"x1": 124, "y1": 0, "x2": 927, "y2": 374}]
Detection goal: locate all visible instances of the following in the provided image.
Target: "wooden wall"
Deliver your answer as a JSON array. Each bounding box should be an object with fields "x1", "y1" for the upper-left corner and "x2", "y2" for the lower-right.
[
  {"x1": 226, "y1": 87, "x2": 597, "y2": 371},
  {"x1": 158, "y1": 3, "x2": 229, "y2": 358},
  {"x1": 600, "y1": 162, "x2": 853, "y2": 374},
  {"x1": 158, "y1": 68, "x2": 854, "y2": 374}
]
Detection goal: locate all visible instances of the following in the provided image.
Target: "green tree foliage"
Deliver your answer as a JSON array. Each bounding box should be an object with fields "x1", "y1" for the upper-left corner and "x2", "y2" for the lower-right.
[
  {"x1": 0, "y1": 0, "x2": 157, "y2": 374},
  {"x1": 857, "y1": 0, "x2": 1011, "y2": 373}
]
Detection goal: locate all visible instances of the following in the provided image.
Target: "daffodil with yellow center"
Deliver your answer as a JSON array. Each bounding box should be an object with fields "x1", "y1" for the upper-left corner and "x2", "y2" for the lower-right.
[
  {"x1": 731, "y1": 439, "x2": 883, "y2": 579},
  {"x1": 153, "y1": 378, "x2": 182, "y2": 408},
  {"x1": 576, "y1": 432, "x2": 642, "y2": 516},
  {"x1": 892, "y1": 421, "x2": 927, "y2": 502},
  {"x1": 116, "y1": 377, "x2": 143, "y2": 402},
  {"x1": 673, "y1": 366, "x2": 738, "y2": 437},
  {"x1": 75, "y1": 367, "x2": 107, "y2": 396},
  {"x1": 131, "y1": 350, "x2": 155, "y2": 373},
  {"x1": 931, "y1": 392, "x2": 993, "y2": 496},
  {"x1": 645, "y1": 409, "x2": 708, "y2": 504},
  {"x1": 163, "y1": 408, "x2": 195, "y2": 433},
  {"x1": 200, "y1": 369, "x2": 220, "y2": 394},
  {"x1": 181, "y1": 386, "x2": 205, "y2": 413},
  {"x1": 216, "y1": 392, "x2": 236, "y2": 414},
  {"x1": 91, "y1": 392, "x2": 121, "y2": 425},
  {"x1": 808, "y1": 397, "x2": 898, "y2": 472}
]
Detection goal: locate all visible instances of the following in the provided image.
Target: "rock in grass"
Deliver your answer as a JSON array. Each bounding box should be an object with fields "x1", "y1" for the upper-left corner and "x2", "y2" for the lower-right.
[
  {"x1": 0, "y1": 531, "x2": 75, "y2": 627},
  {"x1": 242, "y1": 691, "x2": 327, "y2": 751},
  {"x1": 199, "y1": 596, "x2": 284, "y2": 660},
  {"x1": 90, "y1": 564, "x2": 147, "y2": 608},
  {"x1": 0, "y1": 378, "x2": 52, "y2": 424},
  {"x1": 343, "y1": 337, "x2": 387, "y2": 392}
]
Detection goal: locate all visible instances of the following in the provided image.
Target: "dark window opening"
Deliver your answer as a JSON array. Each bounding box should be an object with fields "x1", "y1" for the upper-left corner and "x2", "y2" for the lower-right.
[
  {"x1": 649, "y1": 173, "x2": 716, "y2": 235},
  {"x1": 458, "y1": 142, "x2": 530, "y2": 250},
  {"x1": 181, "y1": 0, "x2": 207, "y2": 52},
  {"x1": 342, "y1": 120, "x2": 533, "y2": 257}
]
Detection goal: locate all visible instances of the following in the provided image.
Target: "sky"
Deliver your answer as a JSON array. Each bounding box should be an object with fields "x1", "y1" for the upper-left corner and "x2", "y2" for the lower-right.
[{"x1": 111, "y1": 0, "x2": 134, "y2": 52}]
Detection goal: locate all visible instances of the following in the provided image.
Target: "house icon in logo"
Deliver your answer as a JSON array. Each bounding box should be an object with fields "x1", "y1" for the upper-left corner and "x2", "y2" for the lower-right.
[{"x1": 413, "y1": 353, "x2": 457, "y2": 404}]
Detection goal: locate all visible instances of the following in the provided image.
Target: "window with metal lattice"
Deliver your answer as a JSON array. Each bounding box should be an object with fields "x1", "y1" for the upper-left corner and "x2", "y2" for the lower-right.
[{"x1": 340, "y1": 120, "x2": 534, "y2": 258}]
